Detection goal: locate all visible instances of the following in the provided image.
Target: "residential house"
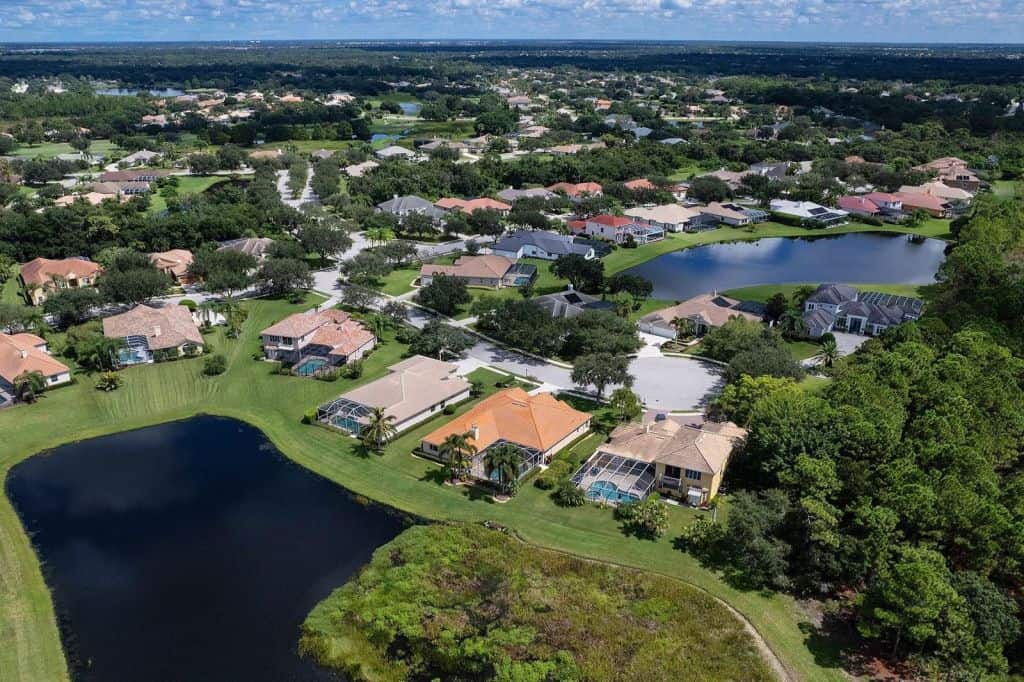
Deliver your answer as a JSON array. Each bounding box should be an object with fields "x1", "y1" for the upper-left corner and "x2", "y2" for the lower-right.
[
  {"x1": 316, "y1": 356, "x2": 471, "y2": 436},
  {"x1": 247, "y1": 149, "x2": 283, "y2": 162},
  {"x1": 638, "y1": 294, "x2": 763, "y2": 339},
  {"x1": 546, "y1": 181, "x2": 603, "y2": 198},
  {"x1": 0, "y1": 332, "x2": 72, "y2": 401},
  {"x1": 435, "y1": 197, "x2": 512, "y2": 216},
  {"x1": 770, "y1": 199, "x2": 849, "y2": 227},
  {"x1": 102, "y1": 304, "x2": 205, "y2": 365},
  {"x1": 217, "y1": 237, "x2": 275, "y2": 262},
  {"x1": 747, "y1": 161, "x2": 793, "y2": 181},
  {"x1": 149, "y1": 249, "x2": 194, "y2": 284},
  {"x1": 496, "y1": 187, "x2": 557, "y2": 203},
  {"x1": 507, "y1": 95, "x2": 532, "y2": 109},
  {"x1": 376, "y1": 194, "x2": 446, "y2": 221},
  {"x1": 19, "y1": 257, "x2": 103, "y2": 306},
  {"x1": 701, "y1": 169, "x2": 749, "y2": 192},
  {"x1": 578, "y1": 214, "x2": 664, "y2": 244},
  {"x1": 117, "y1": 150, "x2": 162, "y2": 167},
  {"x1": 261, "y1": 310, "x2": 375, "y2": 367},
  {"x1": 375, "y1": 145, "x2": 416, "y2": 160},
  {"x1": 419, "y1": 255, "x2": 537, "y2": 288},
  {"x1": 53, "y1": 192, "x2": 114, "y2": 208},
  {"x1": 625, "y1": 204, "x2": 702, "y2": 233},
  {"x1": 491, "y1": 231, "x2": 595, "y2": 261},
  {"x1": 623, "y1": 178, "x2": 656, "y2": 191},
  {"x1": 912, "y1": 157, "x2": 981, "y2": 192},
  {"x1": 548, "y1": 142, "x2": 606, "y2": 156},
  {"x1": 418, "y1": 388, "x2": 592, "y2": 482},
  {"x1": 534, "y1": 290, "x2": 615, "y2": 319},
  {"x1": 802, "y1": 284, "x2": 924, "y2": 337},
  {"x1": 838, "y1": 195, "x2": 883, "y2": 218},
  {"x1": 571, "y1": 415, "x2": 746, "y2": 506},
  {"x1": 697, "y1": 202, "x2": 764, "y2": 227},
  {"x1": 892, "y1": 191, "x2": 950, "y2": 218},
  {"x1": 899, "y1": 181, "x2": 973, "y2": 204}
]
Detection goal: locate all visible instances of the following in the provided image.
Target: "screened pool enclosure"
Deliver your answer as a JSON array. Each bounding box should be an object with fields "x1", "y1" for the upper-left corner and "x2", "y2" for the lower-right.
[
  {"x1": 571, "y1": 452, "x2": 657, "y2": 505},
  {"x1": 316, "y1": 397, "x2": 375, "y2": 435}
]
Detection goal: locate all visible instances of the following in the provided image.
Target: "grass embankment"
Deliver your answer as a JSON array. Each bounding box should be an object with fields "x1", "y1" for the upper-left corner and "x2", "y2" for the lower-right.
[
  {"x1": 300, "y1": 524, "x2": 776, "y2": 682},
  {"x1": 146, "y1": 176, "x2": 229, "y2": 215},
  {"x1": 1, "y1": 294, "x2": 844, "y2": 682},
  {"x1": 723, "y1": 282, "x2": 925, "y2": 304},
  {"x1": 1, "y1": 277, "x2": 23, "y2": 304},
  {"x1": 12, "y1": 140, "x2": 120, "y2": 160}
]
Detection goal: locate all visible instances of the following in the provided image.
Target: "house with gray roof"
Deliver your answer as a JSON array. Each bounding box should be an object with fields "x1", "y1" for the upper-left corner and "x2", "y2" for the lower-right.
[
  {"x1": 496, "y1": 187, "x2": 557, "y2": 203},
  {"x1": 491, "y1": 231, "x2": 595, "y2": 261},
  {"x1": 375, "y1": 145, "x2": 416, "y2": 160},
  {"x1": 534, "y1": 290, "x2": 614, "y2": 319},
  {"x1": 375, "y1": 194, "x2": 446, "y2": 221},
  {"x1": 803, "y1": 283, "x2": 923, "y2": 338}
]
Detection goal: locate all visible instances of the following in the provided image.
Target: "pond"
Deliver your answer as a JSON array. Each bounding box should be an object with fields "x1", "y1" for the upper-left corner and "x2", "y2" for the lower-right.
[
  {"x1": 370, "y1": 133, "x2": 402, "y2": 144},
  {"x1": 6, "y1": 416, "x2": 405, "y2": 681},
  {"x1": 398, "y1": 102, "x2": 421, "y2": 116},
  {"x1": 623, "y1": 232, "x2": 947, "y2": 300},
  {"x1": 96, "y1": 87, "x2": 185, "y2": 97}
]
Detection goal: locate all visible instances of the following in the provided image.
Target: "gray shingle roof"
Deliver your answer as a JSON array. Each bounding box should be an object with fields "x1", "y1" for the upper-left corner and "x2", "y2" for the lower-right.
[
  {"x1": 492, "y1": 231, "x2": 593, "y2": 258},
  {"x1": 806, "y1": 283, "x2": 858, "y2": 306}
]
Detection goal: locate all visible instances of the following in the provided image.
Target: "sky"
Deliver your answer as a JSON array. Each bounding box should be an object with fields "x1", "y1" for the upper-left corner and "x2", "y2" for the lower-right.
[{"x1": 1, "y1": 0, "x2": 1023, "y2": 44}]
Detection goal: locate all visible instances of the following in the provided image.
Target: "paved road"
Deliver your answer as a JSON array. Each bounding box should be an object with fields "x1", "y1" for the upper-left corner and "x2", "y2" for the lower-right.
[{"x1": 276, "y1": 169, "x2": 316, "y2": 209}]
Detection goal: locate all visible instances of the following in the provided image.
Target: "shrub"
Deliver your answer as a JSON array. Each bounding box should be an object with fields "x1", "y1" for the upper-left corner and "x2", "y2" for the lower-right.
[
  {"x1": 615, "y1": 495, "x2": 670, "y2": 539},
  {"x1": 442, "y1": 405, "x2": 456, "y2": 415},
  {"x1": 316, "y1": 368, "x2": 340, "y2": 382},
  {"x1": 818, "y1": 332, "x2": 836, "y2": 346},
  {"x1": 395, "y1": 325, "x2": 418, "y2": 344},
  {"x1": 178, "y1": 299, "x2": 197, "y2": 311},
  {"x1": 675, "y1": 517, "x2": 725, "y2": 552},
  {"x1": 95, "y1": 371, "x2": 123, "y2": 392},
  {"x1": 302, "y1": 409, "x2": 317, "y2": 425},
  {"x1": 342, "y1": 360, "x2": 363, "y2": 379},
  {"x1": 203, "y1": 353, "x2": 227, "y2": 376},
  {"x1": 554, "y1": 479, "x2": 586, "y2": 507}
]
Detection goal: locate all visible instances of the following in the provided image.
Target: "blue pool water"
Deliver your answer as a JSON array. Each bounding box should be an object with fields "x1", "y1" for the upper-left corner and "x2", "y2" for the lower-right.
[
  {"x1": 295, "y1": 358, "x2": 329, "y2": 377},
  {"x1": 117, "y1": 348, "x2": 149, "y2": 365},
  {"x1": 587, "y1": 480, "x2": 640, "y2": 504}
]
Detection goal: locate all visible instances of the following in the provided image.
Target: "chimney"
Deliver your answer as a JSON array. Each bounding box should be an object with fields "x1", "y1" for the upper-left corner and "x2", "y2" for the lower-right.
[
  {"x1": 19, "y1": 349, "x2": 28, "y2": 359},
  {"x1": 470, "y1": 424, "x2": 479, "y2": 441},
  {"x1": 153, "y1": 325, "x2": 162, "y2": 337}
]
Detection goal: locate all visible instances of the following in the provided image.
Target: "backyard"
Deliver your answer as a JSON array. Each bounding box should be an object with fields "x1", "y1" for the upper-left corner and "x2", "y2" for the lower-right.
[{"x1": 0, "y1": 292, "x2": 844, "y2": 682}]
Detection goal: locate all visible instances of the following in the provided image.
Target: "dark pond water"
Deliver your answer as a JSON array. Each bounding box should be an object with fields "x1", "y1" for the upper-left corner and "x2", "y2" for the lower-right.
[
  {"x1": 96, "y1": 87, "x2": 185, "y2": 97},
  {"x1": 623, "y1": 232, "x2": 947, "y2": 300},
  {"x1": 398, "y1": 102, "x2": 421, "y2": 116},
  {"x1": 6, "y1": 416, "x2": 405, "y2": 682}
]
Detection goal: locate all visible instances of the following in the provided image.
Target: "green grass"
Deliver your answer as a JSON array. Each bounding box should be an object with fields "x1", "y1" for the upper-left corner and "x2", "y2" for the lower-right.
[
  {"x1": 1, "y1": 276, "x2": 23, "y2": 304},
  {"x1": 0, "y1": 294, "x2": 846, "y2": 682},
  {"x1": 798, "y1": 375, "x2": 832, "y2": 395},
  {"x1": 146, "y1": 176, "x2": 229, "y2": 215},
  {"x1": 993, "y1": 180, "x2": 1020, "y2": 198},
  {"x1": 723, "y1": 282, "x2": 925, "y2": 305},
  {"x1": 601, "y1": 220, "x2": 953, "y2": 277},
  {"x1": 13, "y1": 139, "x2": 120, "y2": 160}
]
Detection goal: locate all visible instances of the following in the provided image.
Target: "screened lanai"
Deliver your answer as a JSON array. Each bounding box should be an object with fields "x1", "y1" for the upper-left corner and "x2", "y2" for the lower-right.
[
  {"x1": 571, "y1": 452, "x2": 657, "y2": 505},
  {"x1": 316, "y1": 397, "x2": 374, "y2": 435},
  {"x1": 469, "y1": 439, "x2": 544, "y2": 482}
]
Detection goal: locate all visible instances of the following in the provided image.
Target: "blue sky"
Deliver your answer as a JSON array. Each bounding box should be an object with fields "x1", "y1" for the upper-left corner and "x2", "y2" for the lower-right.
[{"x1": 1, "y1": 1, "x2": 1023, "y2": 43}]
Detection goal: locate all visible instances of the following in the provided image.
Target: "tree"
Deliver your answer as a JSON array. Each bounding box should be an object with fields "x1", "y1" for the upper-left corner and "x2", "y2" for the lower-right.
[
  {"x1": 858, "y1": 545, "x2": 967, "y2": 657},
  {"x1": 203, "y1": 354, "x2": 227, "y2": 376},
  {"x1": 13, "y1": 370, "x2": 46, "y2": 403},
  {"x1": 571, "y1": 352, "x2": 632, "y2": 398},
  {"x1": 764, "y1": 293, "x2": 789, "y2": 322},
  {"x1": 95, "y1": 371, "x2": 123, "y2": 392},
  {"x1": 472, "y1": 297, "x2": 564, "y2": 357},
  {"x1": 672, "y1": 316, "x2": 696, "y2": 339},
  {"x1": 708, "y1": 375, "x2": 799, "y2": 426},
  {"x1": 341, "y1": 251, "x2": 392, "y2": 285},
  {"x1": 256, "y1": 258, "x2": 313, "y2": 296},
  {"x1": 701, "y1": 317, "x2": 767, "y2": 362},
  {"x1": 483, "y1": 443, "x2": 523, "y2": 496},
  {"x1": 416, "y1": 274, "x2": 471, "y2": 316},
  {"x1": 814, "y1": 337, "x2": 839, "y2": 368},
  {"x1": 188, "y1": 153, "x2": 220, "y2": 175},
  {"x1": 720, "y1": 489, "x2": 793, "y2": 590},
  {"x1": 725, "y1": 342, "x2": 804, "y2": 384},
  {"x1": 550, "y1": 255, "x2": 604, "y2": 294},
  {"x1": 606, "y1": 273, "x2": 653, "y2": 304},
  {"x1": 341, "y1": 284, "x2": 380, "y2": 311},
  {"x1": 43, "y1": 287, "x2": 105, "y2": 327},
  {"x1": 188, "y1": 249, "x2": 256, "y2": 296},
  {"x1": 609, "y1": 387, "x2": 642, "y2": 422},
  {"x1": 378, "y1": 240, "x2": 418, "y2": 267},
  {"x1": 99, "y1": 268, "x2": 171, "y2": 304},
  {"x1": 407, "y1": 320, "x2": 475, "y2": 358},
  {"x1": 365, "y1": 227, "x2": 395, "y2": 247},
  {"x1": 687, "y1": 175, "x2": 732, "y2": 203},
  {"x1": 560, "y1": 310, "x2": 642, "y2": 358},
  {"x1": 216, "y1": 144, "x2": 247, "y2": 171},
  {"x1": 438, "y1": 431, "x2": 477, "y2": 482},
  {"x1": 361, "y1": 407, "x2": 398, "y2": 453},
  {"x1": 299, "y1": 222, "x2": 353, "y2": 262}
]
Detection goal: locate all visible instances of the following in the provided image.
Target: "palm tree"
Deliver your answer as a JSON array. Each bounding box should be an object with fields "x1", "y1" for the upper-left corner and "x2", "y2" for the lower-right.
[
  {"x1": 364, "y1": 313, "x2": 388, "y2": 339},
  {"x1": 815, "y1": 338, "x2": 840, "y2": 368},
  {"x1": 483, "y1": 443, "x2": 523, "y2": 496},
  {"x1": 365, "y1": 227, "x2": 395, "y2": 247},
  {"x1": 13, "y1": 371, "x2": 46, "y2": 403},
  {"x1": 360, "y1": 407, "x2": 397, "y2": 453},
  {"x1": 437, "y1": 431, "x2": 477, "y2": 483},
  {"x1": 671, "y1": 316, "x2": 696, "y2": 340}
]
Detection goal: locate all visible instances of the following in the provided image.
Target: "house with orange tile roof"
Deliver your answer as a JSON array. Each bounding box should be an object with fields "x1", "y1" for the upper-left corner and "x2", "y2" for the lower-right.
[
  {"x1": 892, "y1": 191, "x2": 950, "y2": 218},
  {"x1": 580, "y1": 214, "x2": 665, "y2": 244},
  {"x1": 912, "y1": 157, "x2": 981, "y2": 192},
  {"x1": 0, "y1": 332, "x2": 72, "y2": 401},
  {"x1": 419, "y1": 255, "x2": 537, "y2": 289},
  {"x1": 260, "y1": 309, "x2": 375, "y2": 371},
  {"x1": 623, "y1": 178, "x2": 656, "y2": 191},
  {"x1": 149, "y1": 249, "x2": 194, "y2": 284},
  {"x1": 434, "y1": 197, "x2": 512, "y2": 216},
  {"x1": 418, "y1": 388, "x2": 591, "y2": 481},
  {"x1": 546, "y1": 181, "x2": 603, "y2": 199},
  {"x1": 19, "y1": 257, "x2": 103, "y2": 306}
]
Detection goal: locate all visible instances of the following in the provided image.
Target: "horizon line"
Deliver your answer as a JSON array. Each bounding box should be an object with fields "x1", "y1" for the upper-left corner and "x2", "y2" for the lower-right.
[{"x1": 2, "y1": 38, "x2": 1024, "y2": 47}]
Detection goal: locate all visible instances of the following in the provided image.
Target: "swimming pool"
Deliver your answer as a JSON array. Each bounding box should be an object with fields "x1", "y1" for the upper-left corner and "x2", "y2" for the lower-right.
[
  {"x1": 117, "y1": 348, "x2": 149, "y2": 365},
  {"x1": 586, "y1": 480, "x2": 641, "y2": 505},
  {"x1": 294, "y1": 357, "x2": 329, "y2": 377}
]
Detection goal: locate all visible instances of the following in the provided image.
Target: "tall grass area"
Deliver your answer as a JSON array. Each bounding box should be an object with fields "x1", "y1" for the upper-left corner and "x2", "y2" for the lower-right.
[
  {"x1": 1, "y1": 293, "x2": 844, "y2": 682},
  {"x1": 300, "y1": 524, "x2": 776, "y2": 682}
]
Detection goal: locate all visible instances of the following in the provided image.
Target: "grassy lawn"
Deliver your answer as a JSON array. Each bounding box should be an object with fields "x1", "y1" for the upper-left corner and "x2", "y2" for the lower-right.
[
  {"x1": 1, "y1": 276, "x2": 24, "y2": 304},
  {"x1": 370, "y1": 119, "x2": 476, "y2": 140},
  {"x1": 601, "y1": 219, "x2": 953, "y2": 277},
  {"x1": 13, "y1": 139, "x2": 120, "y2": 160},
  {"x1": 146, "y1": 176, "x2": 229, "y2": 215},
  {"x1": 798, "y1": 375, "x2": 832, "y2": 395},
  {"x1": 0, "y1": 293, "x2": 846, "y2": 682},
  {"x1": 993, "y1": 180, "x2": 1020, "y2": 198},
  {"x1": 723, "y1": 281, "x2": 925, "y2": 304}
]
